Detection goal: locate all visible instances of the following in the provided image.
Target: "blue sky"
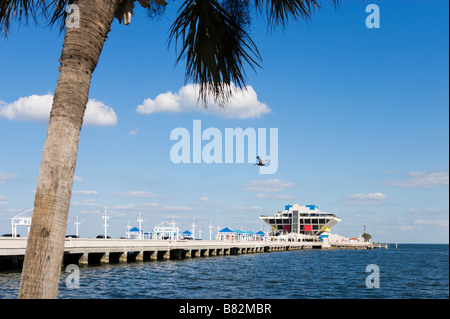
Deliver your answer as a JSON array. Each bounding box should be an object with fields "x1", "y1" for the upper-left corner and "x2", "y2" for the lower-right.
[{"x1": 0, "y1": 0, "x2": 448, "y2": 243}]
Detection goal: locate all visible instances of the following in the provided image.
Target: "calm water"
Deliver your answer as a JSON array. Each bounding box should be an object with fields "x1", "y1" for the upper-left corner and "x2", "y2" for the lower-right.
[{"x1": 0, "y1": 244, "x2": 448, "y2": 299}]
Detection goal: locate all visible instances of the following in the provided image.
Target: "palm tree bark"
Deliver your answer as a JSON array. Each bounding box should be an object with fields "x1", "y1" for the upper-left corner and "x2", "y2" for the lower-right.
[{"x1": 19, "y1": 0, "x2": 122, "y2": 299}]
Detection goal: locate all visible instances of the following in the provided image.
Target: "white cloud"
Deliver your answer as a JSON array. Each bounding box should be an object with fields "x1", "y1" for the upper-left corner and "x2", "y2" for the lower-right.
[
  {"x1": 0, "y1": 172, "x2": 19, "y2": 184},
  {"x1": 0, "y1": 94, "x2": 117, "y2": 126},
  {"x1": 0, "y1": 95, "x2": 53, "y2": 122},
  {"x1": 0, "y1": 195, "x2": 7, "y2": 207},
  {"x1": 407, "y1": 208, "x2": 448, "y2": 216},
  {"x1": 385, "y1": 169, "x2": 403, "y2": 175},
  {"x1": 233, "y1": 206, "x2": 265, "y2": 212},
  {"x1": 192, "y1": 197, "x2": 223, "y2": 206},
  {"x1": 384, "y1": 171, "x2": 449, "y2": 188},
  {"x1": 112, "y1": 203, "x2": 193, "y2": 212},
  {"x1": 413, "y1": 219, "x2": 449, "y2": 228},
  {"x1": 127, "y1": 128, "x2": 139, "y2": 137},
  {"x1": 114, "y1": 191, "x2": 164, "y2": 198},
  {"x1": 244, "y1": 179, "x2": 295, "y2": 193},
  {"x1": 73, "y1": 176, "x2": 84, "y2": 182},
  {"x1": 350, "y1": 193, "x2": 387, "y2": 200},
  {"x1": 254, "y1": 193, "x2": 296, "y2": 200},
  {"x1": 340, "y1": 192, "x2": 387, "y2": 206},
  {"x1": 70, "y1": 199, "x2": 101, "y2": 207},
  {"x1": 72, "y1": 190, "x2": 99, "y2": 196},
  {"x1": 83, "y1": 99, "x2": 118, "y2": 126},
  {"x1": 136, "y1": 83, "x2": 270, "y2": 119}
]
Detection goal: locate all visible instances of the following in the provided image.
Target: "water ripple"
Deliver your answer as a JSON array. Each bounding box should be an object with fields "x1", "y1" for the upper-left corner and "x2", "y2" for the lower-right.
[{"x1": 0, "y1": 244, "x2": 448, "y2": 299}]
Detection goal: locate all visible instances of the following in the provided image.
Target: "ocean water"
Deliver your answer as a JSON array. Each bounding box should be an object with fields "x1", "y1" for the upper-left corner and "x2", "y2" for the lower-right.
[{"x1": 0, "y1": 244, "x2": 448, "y2": 299}]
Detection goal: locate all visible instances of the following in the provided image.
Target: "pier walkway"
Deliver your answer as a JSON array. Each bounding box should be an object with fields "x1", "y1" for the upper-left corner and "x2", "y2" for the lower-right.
[{"x1": 0, "y1": 237, "x2": 375, "y2": 269}]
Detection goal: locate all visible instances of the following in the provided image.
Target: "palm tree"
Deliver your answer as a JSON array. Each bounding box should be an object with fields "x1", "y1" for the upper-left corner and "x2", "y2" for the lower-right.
[
  {"x1": 362, "y1": 232, "x2": 372, "y2": 242},
  {"x1": 1, "y1": 0, "x2": 339, "y2": 298}
]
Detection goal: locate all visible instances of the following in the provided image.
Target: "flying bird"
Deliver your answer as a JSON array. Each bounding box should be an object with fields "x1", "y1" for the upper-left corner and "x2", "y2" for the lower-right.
[{"x1": 254, "y1": 156, "x2": 269, "y2": 166}]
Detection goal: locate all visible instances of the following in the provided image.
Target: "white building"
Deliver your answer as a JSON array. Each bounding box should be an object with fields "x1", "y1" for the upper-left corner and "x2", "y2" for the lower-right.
[
  {"x1": 153, "y1": 221, "x2": 180, "y2": 240},
  {"x1": 126, "y1": 227, "x2": 150, "y2": 239},
  {"x1": 259, "y1": 204, "x2": 340, "y2": 239},
  {"x1": 11, "y1": 209, "x2": 33, "y2": 237}
]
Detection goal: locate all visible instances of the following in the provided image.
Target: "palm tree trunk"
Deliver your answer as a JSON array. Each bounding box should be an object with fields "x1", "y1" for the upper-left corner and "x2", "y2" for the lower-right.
[{"x1": 19, "y1": 0, "x2": 122, "y2": 299}]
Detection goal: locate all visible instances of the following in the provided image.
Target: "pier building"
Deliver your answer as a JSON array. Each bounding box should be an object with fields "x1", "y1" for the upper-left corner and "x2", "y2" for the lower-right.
[{"x1": 259, "y1": 204, "x2": 341, "y2": 240}]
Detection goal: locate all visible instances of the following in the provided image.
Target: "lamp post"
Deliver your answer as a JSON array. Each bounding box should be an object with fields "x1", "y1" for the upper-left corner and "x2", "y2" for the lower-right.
[
  {"x1": 170, "y1": 216, "x2": 177, "y2": 240},
  {"x1": 102, "y1": 206, "x2": 110, "y2": 239},
  {"x1": 74, "y1": 216, "x2": 81, "y2": 238},
  {"x1": 209, "y1": 220, "x2": 213, "y2": 241},
  {"x1": 191, "y1": 218, "x2": 196, "y2": 240},
  {"x1": 137, "y1": 211, "x2": 144, "y2": 239}
]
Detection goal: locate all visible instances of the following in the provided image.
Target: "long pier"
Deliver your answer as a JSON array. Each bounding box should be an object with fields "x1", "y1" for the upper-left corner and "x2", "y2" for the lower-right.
[{"x1": 0, "y1": 237, "x2": 376, "y2": 270}]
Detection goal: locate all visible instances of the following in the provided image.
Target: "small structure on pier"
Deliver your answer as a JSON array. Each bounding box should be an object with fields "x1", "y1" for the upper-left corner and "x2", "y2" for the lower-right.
[
  {"x1": 126, "y1": 227, "x2": 150, "y2": 239},
  {"x1": 256, "y1": 231, "x2": 268, "y2": 241},
  {"x1": 217, "y1": 228, "x2": 268, "y2": 241},
  {"x1": 126, "y1": 227, "x2": 140, "y2": 239},
  {"x1": 234, "y1": 229, "x2": 244, "y2": 241},
  {"x1": 153, "y1": 221, "x2": 180, "y2": 240},
  {"x1": 244, "y1": 230, "x2": 255, "y2": 241},
  {"x1": 181, "y1": 230, "x2": 193, "y2": 240},
  {"x1": 11, "y1": 209, "x2": 33, "y2": 238},
  {"x1": 217, "y1": 227, "x2": 235, "y2": 241}
]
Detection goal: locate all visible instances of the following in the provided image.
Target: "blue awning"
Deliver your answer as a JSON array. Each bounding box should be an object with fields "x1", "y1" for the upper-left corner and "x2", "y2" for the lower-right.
[{"x1": 219, "y1": 227, "x2": 234, "y2": 233}]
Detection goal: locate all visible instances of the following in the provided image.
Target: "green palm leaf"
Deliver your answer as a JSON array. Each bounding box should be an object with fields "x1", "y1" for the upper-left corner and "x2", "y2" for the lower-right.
[
  {"x1": 0, "y1": 0, "x2": 34, "y2": 35},
  {"x1": 169, "y1": 0, "x2": 261, "y2": 105},
  {"x1": 0, "y1": 0, "x2": 69, "y2": 35},
  {"x1": 255, "y1": 0, "x2": 339, "y2": 28},
  {"x1": 2, "y1": 0, "x2": 339, "y2": 103}
]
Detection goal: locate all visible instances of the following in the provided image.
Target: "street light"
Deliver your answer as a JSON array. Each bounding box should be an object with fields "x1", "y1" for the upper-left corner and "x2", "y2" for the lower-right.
[{"x1": 101, "y1": 206, "x2": 110, "y2": 239}]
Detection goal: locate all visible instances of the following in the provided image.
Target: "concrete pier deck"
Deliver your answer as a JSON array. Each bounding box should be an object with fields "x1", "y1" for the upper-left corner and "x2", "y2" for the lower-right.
[{"x1": 0, "y1": 237, "x2": 375, "y2": 269}]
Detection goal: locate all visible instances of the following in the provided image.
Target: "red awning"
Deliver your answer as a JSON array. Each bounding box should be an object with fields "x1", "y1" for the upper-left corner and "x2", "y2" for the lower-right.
[{"x1": 304, "y1": 225, "x2": 312, "y2": 231}]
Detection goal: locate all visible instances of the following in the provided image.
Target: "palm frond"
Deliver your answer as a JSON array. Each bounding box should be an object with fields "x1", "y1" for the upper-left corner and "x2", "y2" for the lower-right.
[
  {"x1": 255, "y1": 0, "x2": 339, "y2": 28},
  {"x1": 169, "y1": 0, "x2": 261, "y2": 106},
  {"x1": 0, "y1": 0, "x2": 34, "y2": 35},
  {"x1": 0, "y1": 0, "x2": 69, "y2": 36},
  {"x1": 221, "y1": 0, "x2": 251, "y2": 32},
  {"x1": 144, "y1": 0, "x2": 167, "y2": 18},
  {"x1": 42, "y1": 0, "x2": 70, "y2": 32}
]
